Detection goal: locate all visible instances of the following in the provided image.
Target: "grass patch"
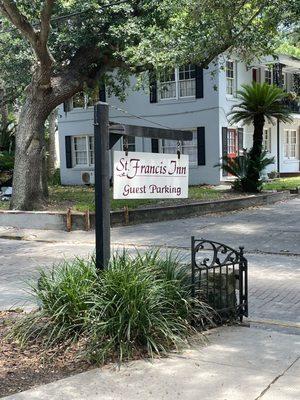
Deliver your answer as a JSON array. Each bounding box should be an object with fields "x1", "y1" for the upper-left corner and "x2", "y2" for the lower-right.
[
  {"x1": 48, "y1": 185, "x2": 223, "y2": 212},
  {"x1": 11, "y1": 251, "x2": 213, "y2": 364},
  {"x1": 263, "y1": 177, "x2": 300, "y2": 190}
]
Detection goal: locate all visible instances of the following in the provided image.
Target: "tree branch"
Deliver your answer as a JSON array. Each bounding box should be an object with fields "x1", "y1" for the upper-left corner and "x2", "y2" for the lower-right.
[
  {"x1": 40, "y1": 0, "x2": 55, "y2": 48},
  {"x1": 0, "y1": 0, "x2": 56, "y2": 86},
  {"x1": 0, "y1": 0, "x2": 38, "y2": 47}
]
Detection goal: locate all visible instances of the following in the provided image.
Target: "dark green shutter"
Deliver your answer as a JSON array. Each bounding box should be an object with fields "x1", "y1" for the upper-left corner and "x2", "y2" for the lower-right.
[
  {"x1": 222, "y1": 127, "x2": 228, "y2": 177},
  {"x1": 151, "y1": 139, "x2": 159, "y2": 153},
  {"x1": 238, "y1": 128, "x2": 244, "y2": 152},
  {"x1": 149, "y1": 71, "x2": 157, "y2": 103},
  {"x1": 197, "y1": 127, "x2": 205, "y2": 165},
  {"x1": 195, "y1": 66, "x2": 204, "y2": 99},
  {"x1": 65, "y1": 136, "x2": 72, "y2": 168}
]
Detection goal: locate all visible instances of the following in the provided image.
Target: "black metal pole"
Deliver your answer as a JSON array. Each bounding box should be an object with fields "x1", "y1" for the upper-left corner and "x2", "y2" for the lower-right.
[{"x1": 94, "y1": 102, "x2": 110, "y2": 270}]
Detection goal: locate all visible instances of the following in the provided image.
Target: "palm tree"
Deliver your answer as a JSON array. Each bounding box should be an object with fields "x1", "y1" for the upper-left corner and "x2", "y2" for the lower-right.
[{"x1": 229, "y1": 82, "x2": 292, "y2": 192}]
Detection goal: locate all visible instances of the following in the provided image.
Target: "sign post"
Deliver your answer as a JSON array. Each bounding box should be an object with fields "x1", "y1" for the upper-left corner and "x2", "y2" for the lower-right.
[
  {"x1": 94, "y1": 102, "x2": 193, "y2": 270},
  {"x1": 94, "y1": 102, "x2": 110, "y2": 270}
]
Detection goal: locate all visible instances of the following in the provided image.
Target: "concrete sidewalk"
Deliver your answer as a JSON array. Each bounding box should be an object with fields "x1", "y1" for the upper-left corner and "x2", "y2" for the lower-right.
[{"x1": 3, "y1": 326, "x2": 300, "y2": 400}]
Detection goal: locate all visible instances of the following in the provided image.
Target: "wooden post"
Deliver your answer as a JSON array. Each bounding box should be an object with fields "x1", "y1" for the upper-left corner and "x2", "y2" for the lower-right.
[{"x1": 94, "y1": 102, "x2": 110, "y2": 269}]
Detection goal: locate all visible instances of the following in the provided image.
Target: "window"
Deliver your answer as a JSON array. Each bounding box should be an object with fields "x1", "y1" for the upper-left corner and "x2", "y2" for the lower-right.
[
  {"x1": 160, "y1": 69, "x2": 176, "y2": 100},
  {"x1": 122, "y1": 136, "x2": 136, "y2": 152},
  {"x1": 284, "y1": 130, "x2": 298, "y2": 159},
  {"x1": 281, "y1": 73, "x2": 286, "y2": 91},
  {"x1": 227, "y1": 129, "x2": 238, "y2": 154},
  {"x1": 161, "y1": 131, "x2": 197, "y2": 165},
  {"x1": 179, "y1": 65, "x2": 196, "y2": 98},
  {"x1": 72, "y1": 136, "x2": 94, "y2": 166},
  {"x1": 265, "y1": 68, "x2": 272, "y2": 85},
  {"x1": 226, "y1": 61, "x2": 235, "y2": 95},
  {"x1": 88, "y1": 136, "x2": 94, "y2": 164},
  {"x1": 182, "y1": 133, "x2": 197, "y2": 164},
  {"x1": 263, "y1": 128, "x2": 271, "y2": 152},
  {"x1": 159, "y1": 65, "x2": 196, "y2": 100}
]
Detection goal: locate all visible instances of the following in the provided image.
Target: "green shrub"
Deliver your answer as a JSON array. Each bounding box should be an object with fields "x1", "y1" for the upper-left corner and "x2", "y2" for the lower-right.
[
  {"x1": 13, "y1": 257, "x2": 98, "y2": 347},
  {"x1": 0, "y1": 151, "x2": 14, "y2": 172},
  {"x1": 49, "y1": 168, "x2": 61, "y2": 186},
  {"x1": 217, "y1": 150, "x2": 274, "y2": 192},
  {"x1": 12, "y1": 251, "x2": 213, "y2": 364}
]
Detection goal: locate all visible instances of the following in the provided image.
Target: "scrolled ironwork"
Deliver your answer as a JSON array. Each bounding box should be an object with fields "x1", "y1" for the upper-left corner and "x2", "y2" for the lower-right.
[
  {"x1": 193, "y1": 239, "x2": 242, "y2": 269},
  {"x1": 191, "y1": 237, "x2": 248, "y2": 322}
]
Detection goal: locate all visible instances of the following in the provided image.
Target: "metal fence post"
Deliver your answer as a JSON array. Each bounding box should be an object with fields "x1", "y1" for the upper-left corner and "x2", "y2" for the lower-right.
[
  {"x1": 94, "y1": 102, "x2": 110, "y2": 270},
  {"x1": 191, "y1": 236, "x2": 196, "y2": 298}
]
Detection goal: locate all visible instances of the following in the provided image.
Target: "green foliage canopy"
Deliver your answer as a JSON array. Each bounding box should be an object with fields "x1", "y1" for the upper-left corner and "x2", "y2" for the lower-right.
[{"x1": 0, "y1": 0, "x2": 298, "y2": 103}]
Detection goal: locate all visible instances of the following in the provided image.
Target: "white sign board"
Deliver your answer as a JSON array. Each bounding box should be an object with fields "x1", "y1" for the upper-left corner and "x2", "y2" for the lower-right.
[{"x1": 113, "y1": 151, "x2": 189, "y2": 199}]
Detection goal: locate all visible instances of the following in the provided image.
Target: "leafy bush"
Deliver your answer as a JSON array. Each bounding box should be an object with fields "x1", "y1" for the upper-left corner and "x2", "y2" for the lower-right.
[
  {"x1": 12, "y1": 251, "x2": 213, "y2": 363},
  {"x1": 217, "y1": 150, "x2": 274, "y2": 192},
  {"x1": 0, "y1": 151, "x2": 14, "y2": 172},
  {"x1": 49, "y1": 168, "x2": 61, "y2": 186},
  {"x1": 13, "y1": 257, "x2": 98, "y2": 347}
]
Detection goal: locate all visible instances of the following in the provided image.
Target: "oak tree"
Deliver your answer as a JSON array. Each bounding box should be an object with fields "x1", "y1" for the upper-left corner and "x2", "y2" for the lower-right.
[{"x1": 0, "y1": 0, "x2": 295, "y2": 209}]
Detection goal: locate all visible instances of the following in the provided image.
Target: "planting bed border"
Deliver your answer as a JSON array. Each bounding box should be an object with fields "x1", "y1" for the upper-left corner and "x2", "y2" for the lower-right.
[{"x1": 0, "y1": 191, "x2": 293, "y2": 231}]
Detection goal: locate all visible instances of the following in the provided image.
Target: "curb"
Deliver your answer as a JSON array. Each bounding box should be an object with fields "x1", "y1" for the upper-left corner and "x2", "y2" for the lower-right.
[{"x1": 0, "y1": 191, "x2": 293, "y2": 231}]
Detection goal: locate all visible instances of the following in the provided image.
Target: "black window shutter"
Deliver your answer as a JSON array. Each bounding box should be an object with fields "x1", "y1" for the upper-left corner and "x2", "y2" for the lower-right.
[
  {"x1": 197, "y1": 127, "x2": 205, "y2": 165},
  {"x1": 63, "y1": 98, "x2": 73, "y2": 113},
  {"x1": 238, "y1": 128, "x2": 244, "y2": 152},
  {"x1": 195, "y1": 65, "x2": 204, "y2": 99},
  {"x1": 149, "y1": 71, "x2": 157, "y2": 103},
  {"x1": 151, "y1": 139, "x2": 159, "y2": 153},
  {"x1": 65, "y1": 136, "x2": 72, "y2": 168},
  {"x1": 99, "y1": 84, "x2": 106, "y2": 102},
  {"x1": 222, "y1": 127, "x2": 228, "y2": 177}
]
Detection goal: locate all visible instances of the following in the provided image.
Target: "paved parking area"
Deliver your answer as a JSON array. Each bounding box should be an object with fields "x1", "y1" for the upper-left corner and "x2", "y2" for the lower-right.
[{"x1": 0, "y1": 197, "x2": 299, "y2": 324}]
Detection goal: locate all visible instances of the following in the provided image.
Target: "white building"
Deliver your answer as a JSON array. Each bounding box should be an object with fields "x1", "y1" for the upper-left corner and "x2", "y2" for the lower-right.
[{"x1": 58, "y1": 54, "x2": 300, "y2": 186}]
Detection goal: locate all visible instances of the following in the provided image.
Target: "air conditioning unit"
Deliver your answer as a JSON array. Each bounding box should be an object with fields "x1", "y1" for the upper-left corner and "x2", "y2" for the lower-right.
[{"x1": 81, "y1": 171, "x2": 95, "y2": 185}]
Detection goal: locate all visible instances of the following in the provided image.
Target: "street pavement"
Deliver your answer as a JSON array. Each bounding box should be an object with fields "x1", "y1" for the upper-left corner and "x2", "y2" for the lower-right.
[
  {"x1": 0, "y1": 196, "x2": 300, "y2": 400},
  {"x1": 0, "y1": 196, "x2": 299, "y2": 323}
]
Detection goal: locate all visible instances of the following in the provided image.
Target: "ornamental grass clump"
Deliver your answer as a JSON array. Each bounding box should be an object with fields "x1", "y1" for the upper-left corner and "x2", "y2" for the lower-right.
[
  {"x1": 12, "y1": 251, "x2": 213, "y2": 364},
  {"x1": 13, "y1": 257, "x2": 98, "y2": 347}
]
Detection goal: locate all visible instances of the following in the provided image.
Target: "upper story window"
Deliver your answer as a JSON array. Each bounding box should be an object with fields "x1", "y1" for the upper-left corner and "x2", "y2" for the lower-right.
[
  {"x1": 159, "y1": 65, "x2": 196, "y2": 100},
  {"x1": 226, "y1": 61, "x2": 235, "y2": 96},
  {"x1": 72, "y1": 135, "x2": 94, "y2": 166},
  {"x1": 284, "y1": 130, "x2": 298, "y2": 159},
  {"x1": 179, "y1": 65, "x2": 196, "y2": 97},
  {"x1": 265, "y1": 68, "x2": 272, "y2": 85},
  {"x1": 263, "y1": 128, "x2": 271, "y2": 152}
]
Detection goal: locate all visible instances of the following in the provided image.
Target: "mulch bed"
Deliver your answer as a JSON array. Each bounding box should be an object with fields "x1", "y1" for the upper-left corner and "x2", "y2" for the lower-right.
[{"x1": 0, "y1": 311, "x2": 92, "y2": 398}]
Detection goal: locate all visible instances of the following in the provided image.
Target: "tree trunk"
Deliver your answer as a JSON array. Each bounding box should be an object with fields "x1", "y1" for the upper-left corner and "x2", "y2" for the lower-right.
[
  {"x1": 245, "y1": 114, "x2": 265, "y2": 192},
  {"x1": 47, "y1": 109, "x2": 57, "y2": 179},
  {"x1": 10, "y1": 93, "x2": 50, "y2": 210}
]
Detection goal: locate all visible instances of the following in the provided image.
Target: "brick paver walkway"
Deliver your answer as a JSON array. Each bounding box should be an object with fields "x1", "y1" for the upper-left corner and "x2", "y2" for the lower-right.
[{"x1": 0, "y1": 197, "x2": 299, "y2": 324}]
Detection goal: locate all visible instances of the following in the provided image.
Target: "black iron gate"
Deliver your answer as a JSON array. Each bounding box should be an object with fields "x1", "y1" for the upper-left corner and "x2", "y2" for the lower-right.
[{"x1": 191, "y1": 237, "x2": 248, "y2": 322}]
